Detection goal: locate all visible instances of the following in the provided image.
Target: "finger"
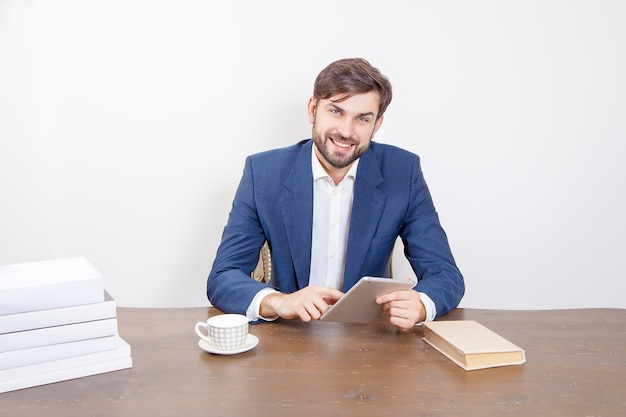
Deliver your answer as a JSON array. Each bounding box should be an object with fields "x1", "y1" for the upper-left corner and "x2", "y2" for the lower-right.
[
  {"x1": 388, "y1": 305, "x2": 421, "y2": 326},
  {"x1": 314, "y1": 294, "x2": 338, "y2": 318},
  {"x1": 297, "y1": 307, "x2": 313, "y2": 322},
  {"x1": 296, "y1": 292, "x2": 329, "y2": 321},
  {"x1": 319, "y1": 287, "x2": 344, "y2": 303},
  {"x1": 303, "y1": 300, "x2": 327, "y2": 321},
  {"x1": 377, "y1": 291, "x2": 403, "y2": 305},
  {"x1": 289, "y1": 296, "x2": 313, "y2": 322},
  {"x1": 389, "y1": 315, "x2": 414, "y2": 331}
]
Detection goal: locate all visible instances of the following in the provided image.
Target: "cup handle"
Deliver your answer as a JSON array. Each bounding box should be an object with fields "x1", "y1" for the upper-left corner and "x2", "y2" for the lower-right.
[{"x1": 195, "y1": 322, "x2": 211, "y2": 342}]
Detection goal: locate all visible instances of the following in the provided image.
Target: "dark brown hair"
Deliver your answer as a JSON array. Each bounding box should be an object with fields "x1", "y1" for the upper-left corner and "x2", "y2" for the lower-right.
[{"x1": 313, "y1": 58, "x2": 393, "y2": 119}]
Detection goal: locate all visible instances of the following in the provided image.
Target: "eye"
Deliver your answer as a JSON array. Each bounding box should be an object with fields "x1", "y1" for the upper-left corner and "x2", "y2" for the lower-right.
[{"x1": 357, "y1": 116, "x2": 371, "y2": 124}]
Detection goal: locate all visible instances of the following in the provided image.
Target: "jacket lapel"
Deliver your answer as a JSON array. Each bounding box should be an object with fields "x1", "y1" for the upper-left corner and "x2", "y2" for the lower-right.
[
  {"x1": 343, "y1": 149, "x2": 386, "y2": 291},
  {"x1": 279, "y1": 143, "x2": 314, "y2": 290}
]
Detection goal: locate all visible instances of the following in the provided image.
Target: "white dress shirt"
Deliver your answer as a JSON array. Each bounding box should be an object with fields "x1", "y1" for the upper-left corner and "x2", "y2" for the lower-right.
[{"x1": 308, "y1": 145, "x2": 358, "y2": 289}]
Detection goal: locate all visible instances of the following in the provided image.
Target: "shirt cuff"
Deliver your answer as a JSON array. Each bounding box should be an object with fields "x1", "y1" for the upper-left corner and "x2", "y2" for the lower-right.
[
  {"x1": 246, "y1": 287, "x2": 280, "y2": 322},
  {"x1": 419, "y1": 292, "x2": 437, "y2": 322}
]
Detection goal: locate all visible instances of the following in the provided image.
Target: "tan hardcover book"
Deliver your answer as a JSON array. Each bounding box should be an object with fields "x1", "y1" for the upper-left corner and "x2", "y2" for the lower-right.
[{"x1": 422, "y1": 320, "x2": 526, "y2": 371}]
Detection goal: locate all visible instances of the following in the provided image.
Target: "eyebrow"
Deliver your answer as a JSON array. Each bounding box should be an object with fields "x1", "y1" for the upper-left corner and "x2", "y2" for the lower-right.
[{"x1": 326, "y1": 102, "x2": 375, "y2": 119}]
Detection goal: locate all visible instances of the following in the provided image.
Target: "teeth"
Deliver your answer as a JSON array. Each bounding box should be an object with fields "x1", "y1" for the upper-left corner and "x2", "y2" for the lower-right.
[{"x1": 331, "y1": 138, "x2": 351, "y2": 148}]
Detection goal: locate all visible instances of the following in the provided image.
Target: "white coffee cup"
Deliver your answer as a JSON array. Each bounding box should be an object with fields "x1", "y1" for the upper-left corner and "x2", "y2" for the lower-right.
[{"x1": 195, "y1": 314, "x2": 249, "y2": 351}]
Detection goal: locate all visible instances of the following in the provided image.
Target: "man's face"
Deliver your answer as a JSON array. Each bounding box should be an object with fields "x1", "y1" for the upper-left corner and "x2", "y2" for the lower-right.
[{"x1": 308, "y1": 91, "x2": 384, "y2": 171}]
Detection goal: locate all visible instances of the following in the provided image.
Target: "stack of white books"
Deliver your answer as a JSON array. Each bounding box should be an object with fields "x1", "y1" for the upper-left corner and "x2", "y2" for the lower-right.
[{"x1": 0, "y1": 257, "x2": 133, "y2": 393}]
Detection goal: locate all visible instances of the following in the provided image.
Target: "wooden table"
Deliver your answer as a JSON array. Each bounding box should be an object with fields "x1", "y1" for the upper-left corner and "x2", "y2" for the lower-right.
[{"x1": 2, "y1": 307, "x2": 625, "y2": 416}]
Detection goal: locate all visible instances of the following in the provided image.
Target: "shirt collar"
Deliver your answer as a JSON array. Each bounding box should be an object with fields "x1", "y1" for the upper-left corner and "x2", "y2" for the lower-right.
[{"x1": 311, "y1": 143, "x2": 359, "y2": 183}]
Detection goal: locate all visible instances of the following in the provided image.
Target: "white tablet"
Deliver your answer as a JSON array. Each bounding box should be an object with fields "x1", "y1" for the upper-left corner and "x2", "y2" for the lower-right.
[{"x1": 320, "y1": 276, "x2": 417, "y2": 323}]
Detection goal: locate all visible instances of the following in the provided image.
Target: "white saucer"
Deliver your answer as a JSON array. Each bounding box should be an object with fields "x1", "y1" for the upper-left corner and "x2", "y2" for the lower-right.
[{"x1": 198, "y1": 334, "x2": 259, "y2": 355}]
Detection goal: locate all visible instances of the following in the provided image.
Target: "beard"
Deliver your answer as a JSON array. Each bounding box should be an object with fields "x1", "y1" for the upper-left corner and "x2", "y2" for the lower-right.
[{"x1": 312, "y1": 129, "x2": 369, "y2": 169}]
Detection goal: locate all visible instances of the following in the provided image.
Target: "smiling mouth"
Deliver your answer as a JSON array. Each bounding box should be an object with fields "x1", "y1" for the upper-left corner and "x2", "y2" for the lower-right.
[{"x1": 329, "y1": 137, "x2": 354, "y2": 150}]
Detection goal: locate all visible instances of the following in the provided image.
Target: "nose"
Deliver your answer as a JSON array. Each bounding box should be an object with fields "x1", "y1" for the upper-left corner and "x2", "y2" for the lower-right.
[{"x1": 336, "y1": 116, "x2": 354, "y2": 139}]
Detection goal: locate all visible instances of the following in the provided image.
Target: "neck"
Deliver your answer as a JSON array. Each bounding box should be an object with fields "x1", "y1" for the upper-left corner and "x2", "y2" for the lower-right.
[{"x1": 313, "y1": 145, "x2": 351, "y2": 185}]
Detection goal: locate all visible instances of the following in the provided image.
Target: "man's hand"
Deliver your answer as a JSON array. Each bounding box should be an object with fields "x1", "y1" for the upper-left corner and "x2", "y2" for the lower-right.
[
  {"x1": 260, "y1": 285, "x2": 344, "y2": 321},
  {"x1": 376, "y1": 289, "x2": 426, "y2": 331}
]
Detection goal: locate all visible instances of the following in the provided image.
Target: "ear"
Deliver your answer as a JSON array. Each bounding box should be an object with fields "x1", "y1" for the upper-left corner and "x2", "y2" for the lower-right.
[
  {"x1": 307, "y1": 96, "x2": 317, "y2": 124},
  {"x1": 371, "y1": 114, "x2": 385, "y2": 138}
]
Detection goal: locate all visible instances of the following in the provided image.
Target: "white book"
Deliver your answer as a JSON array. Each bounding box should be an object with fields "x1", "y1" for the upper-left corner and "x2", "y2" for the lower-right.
[
  {"x1": 0, "y1": 290, "x2": 116, "y2": 334},
  {"x1": 0, "y1": 257, "x2": 104, "y2": 315},
  {"x1": 0, "y1": 338, "x2": 132, "y2": 393},
  {"x1": 0, "y1": 334, "x2": 123, "y2": 371},
  {"x1": 0, "y1": 318, "x2": 118, "y2": 353}
]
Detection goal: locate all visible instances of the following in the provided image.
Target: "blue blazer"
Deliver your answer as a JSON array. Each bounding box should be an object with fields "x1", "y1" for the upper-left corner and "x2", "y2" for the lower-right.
[{"x1": 207, "y1": 140, "x2": 464, "y2": 319}]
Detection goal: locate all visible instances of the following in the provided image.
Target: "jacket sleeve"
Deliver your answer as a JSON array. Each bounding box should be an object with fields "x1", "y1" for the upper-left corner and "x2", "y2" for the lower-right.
[
  {"x1": 206, "y1": 156, "x2": 271, "y2": 315},
  {"x1": 401, "y1": 155, "x2": 465, "y2": 318}
]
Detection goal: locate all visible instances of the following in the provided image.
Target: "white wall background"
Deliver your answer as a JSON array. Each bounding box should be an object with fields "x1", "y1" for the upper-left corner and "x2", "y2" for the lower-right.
[{"x1": 1, "y1": 0, "x2": 625, "y2": 310}]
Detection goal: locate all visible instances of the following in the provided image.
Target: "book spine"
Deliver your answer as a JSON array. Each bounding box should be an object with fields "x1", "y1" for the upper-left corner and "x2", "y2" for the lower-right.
[
  {"x1": 0, "y1": 339, "x2": 132, "y2": 394},
  {"x1": 0, "y1": 318, "x2": 118, "y2": 353},
  {"x1": 0, "y1": 280, "x2": 104, "y2": 315},
  {"x1": 0, "y1": 292, "x2": 116, "y2": 334},
  {"x1": 0, "y1": 335, "x2": 122, "y2": 371}
]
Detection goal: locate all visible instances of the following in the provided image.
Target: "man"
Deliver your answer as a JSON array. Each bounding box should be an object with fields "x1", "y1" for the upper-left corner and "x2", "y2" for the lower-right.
[{"x1": 207, "y1": 58, "x2": 464, "y2": 331}]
